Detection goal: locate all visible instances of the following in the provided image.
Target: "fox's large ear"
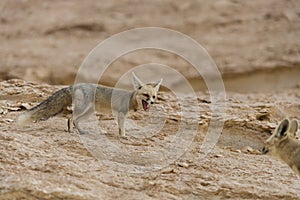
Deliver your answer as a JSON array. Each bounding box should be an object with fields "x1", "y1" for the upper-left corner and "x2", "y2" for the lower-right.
[
  {"x1": 154, "y1": 79, "x2": 163, "y2": 93},
  {"x1": 289, "y1": 119, "x2": 298, "y2": 138},
  {"x1": 275, "y1": 119, "x2": 290, "y2": 138},
  {"x1": 132, "y1": 72, "x2": 144, "y2": 90}
]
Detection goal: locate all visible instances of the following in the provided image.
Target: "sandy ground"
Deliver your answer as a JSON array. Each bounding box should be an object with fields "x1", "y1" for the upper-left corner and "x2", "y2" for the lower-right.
[
  {"x1": 1, "y1": 0, "x2": 300, "y2": 88},
  {"x1": 1, "y1": 0, "x2": 300, "y2": 199},
  {"x1": 0, "y1": 79, "x2": 300, "y2": 200}
]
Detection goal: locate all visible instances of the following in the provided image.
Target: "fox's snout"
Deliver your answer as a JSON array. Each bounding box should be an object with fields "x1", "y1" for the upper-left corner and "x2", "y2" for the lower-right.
[{"x1": 146, "y1": 97, "x2": 155, "y2": 105}]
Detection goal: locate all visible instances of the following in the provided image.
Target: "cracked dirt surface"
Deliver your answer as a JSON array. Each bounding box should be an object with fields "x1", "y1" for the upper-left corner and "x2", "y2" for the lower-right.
[
  {"x1": 1, "y1": 0, "x2": 300, "y2": 89},
  {"x1": 0, "y1": 79, "x2": 300, "y2": 200}
]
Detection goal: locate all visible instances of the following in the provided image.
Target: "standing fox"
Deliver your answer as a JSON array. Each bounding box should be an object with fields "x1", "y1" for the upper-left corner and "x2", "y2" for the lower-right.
[
  {"x1": 262, "y1": 118, "x2": 300, "y2": 176},
  {"x1": 17, "y1": 73, "x2": 162, "y2": 138}
]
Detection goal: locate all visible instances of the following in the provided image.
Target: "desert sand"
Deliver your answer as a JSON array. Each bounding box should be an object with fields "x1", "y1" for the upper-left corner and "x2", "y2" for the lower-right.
[{"x1": 1, "y1": 1, "x2": 300, "y2": 199}]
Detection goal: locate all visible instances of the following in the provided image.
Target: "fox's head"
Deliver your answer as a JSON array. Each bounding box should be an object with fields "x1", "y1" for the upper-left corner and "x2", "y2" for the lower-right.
[
  {"x1": 262, "y1": 119, "x2": 298, "y2": 154},
  {"x1": 132, "y1": 72, "x2": 162, "y2": 111}
]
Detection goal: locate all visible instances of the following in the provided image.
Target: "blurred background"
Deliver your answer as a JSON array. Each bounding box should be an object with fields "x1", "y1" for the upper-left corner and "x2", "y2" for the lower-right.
[{"x1": 1, "y1": 0, "x2": 299, "y2": 92}]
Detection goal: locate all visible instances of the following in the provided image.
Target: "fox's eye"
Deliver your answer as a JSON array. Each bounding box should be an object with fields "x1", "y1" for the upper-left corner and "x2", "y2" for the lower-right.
[
  {"x1": 143, "y1": 94, "x2": 150, "y2": 98},
  {"x1": 153, "y1": 96, "x2": 156, "y2": 99}
]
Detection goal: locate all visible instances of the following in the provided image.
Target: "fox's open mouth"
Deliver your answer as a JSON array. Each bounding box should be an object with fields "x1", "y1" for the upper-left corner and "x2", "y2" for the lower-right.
[{"x1": 142, "y1": 100, "x2": 150, "y2": 111}]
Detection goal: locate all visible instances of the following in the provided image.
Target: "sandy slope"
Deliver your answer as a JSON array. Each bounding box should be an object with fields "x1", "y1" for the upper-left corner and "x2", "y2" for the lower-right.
[
  {"x1": 0, "y1": 79, "x2": 300, "y2": 199},
  {"x1": 1, "y1": 0, "x2": 300, "y2": 199},
  {"x1": 0, "y1": 0, "x2": 300, "y2": 87}
]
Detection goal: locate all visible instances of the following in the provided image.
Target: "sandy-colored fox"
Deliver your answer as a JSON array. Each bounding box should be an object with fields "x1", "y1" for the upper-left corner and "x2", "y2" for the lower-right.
[
  {"x1": 17, "y1": 73, "x2": 162, "y2": 138},
  {"x1": 262, "y1": 118, "x2": 300, "y2": 176}
]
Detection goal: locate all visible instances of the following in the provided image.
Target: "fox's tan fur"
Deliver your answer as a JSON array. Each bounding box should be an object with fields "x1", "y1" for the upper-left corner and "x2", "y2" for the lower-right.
[
  {"x1": 17, "y1": 73, "x2": 162, "y2": 138},
  {"x1": 262, "y1": 119, "x2": 300, "y2": 176}
]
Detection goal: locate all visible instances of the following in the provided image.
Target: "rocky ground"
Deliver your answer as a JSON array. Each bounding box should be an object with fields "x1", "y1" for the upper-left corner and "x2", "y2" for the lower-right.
[
  {"x1": 0, "y1": 79, "x2": 300, "y2": 200},
  {"x1": 0, "y1": 0, "x2": 300, "y2": 199}
]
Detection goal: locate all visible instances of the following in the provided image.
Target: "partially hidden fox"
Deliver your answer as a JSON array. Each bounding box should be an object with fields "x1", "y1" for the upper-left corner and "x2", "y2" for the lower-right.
[
  {"x1": 17, "y1": 73, "x2": 163, "y2": 138},
  {"x1": 262, "y1": 118, "x2": 300, "y2": 176}
]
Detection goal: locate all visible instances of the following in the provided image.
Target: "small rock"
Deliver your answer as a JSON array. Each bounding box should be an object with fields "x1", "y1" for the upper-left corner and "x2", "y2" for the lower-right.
[
  {"x1": 233, "y1": 118, "x2": 244, "y2": 122},
  {"x1": 230, "y1": 148, "x2": 242, "y2": 153},
  {"x1": 214, "y1": 154, "x2": 223, "y2": 158},
  {"x1": 149, "y1": 181, "x2": 155, "y2": 185},
  {"x1": 251, "y1": 149, "x2": 262, "y2": 155},
  {"x1": 200, "y1": 114, "x2": 211, "y2": 119},
  {"x1": 241, "y1": 146, "x2": 261, "y2": 155},
  {"x1": 241, "y1": 146, "x2": 254, "y2": 153},
  {"x1": 199, "y1": 120, "x2": 205, "y2": 125},
  {"x1": 3, "y1": 118, "x2": 14, "y2": 123},
  {"x1": 0, "y1": 108, "x2": 8, "y2": 115},
  {"x1": 7, "y1": 107, "x2": 21, "y2": 111},
  {"x1": 256, "y1": 113, "x2": 270, "y2": 121},
  {"x1": 177, "y1": 162, "x2": 189, "y2": 168},
  {"x1": 21, "y1": 103, "x2": 32, "y2": 110},
  {"x1": 266, "y1": 122, "x2": 276, "y2": 129}
]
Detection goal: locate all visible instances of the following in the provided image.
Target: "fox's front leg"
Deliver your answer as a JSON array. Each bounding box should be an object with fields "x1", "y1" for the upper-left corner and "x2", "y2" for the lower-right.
[
  {"x1": 117, "y1": 112, "x2": 126, "y2": 138},
  {"x1": 67, "y1": 117, "x2": 72, "y2": 132}
]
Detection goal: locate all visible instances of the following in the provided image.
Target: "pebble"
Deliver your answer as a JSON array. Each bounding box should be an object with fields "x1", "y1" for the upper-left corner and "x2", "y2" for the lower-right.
[{"x1": 177, "y1": 162, "x2": 189, "y2": 168}]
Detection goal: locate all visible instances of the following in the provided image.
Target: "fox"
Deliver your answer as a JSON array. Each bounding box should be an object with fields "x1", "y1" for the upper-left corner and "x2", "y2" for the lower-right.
[
  {"x1": 262, "y1": 118, "x2": 300, "y2": 176},
  {"x1": 17, "y1": 73, "x2": 163, "y2": 138}
]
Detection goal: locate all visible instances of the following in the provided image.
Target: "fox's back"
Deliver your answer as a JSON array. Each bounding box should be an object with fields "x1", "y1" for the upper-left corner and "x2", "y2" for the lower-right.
[{"x1": 94, "y1": 84, "x2": 132, "y2": 113}]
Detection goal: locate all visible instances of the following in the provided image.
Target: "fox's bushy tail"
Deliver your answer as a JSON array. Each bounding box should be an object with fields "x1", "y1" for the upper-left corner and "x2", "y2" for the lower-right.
[{"x1": 17, "y1": 86, "x2": 73, "y2": 126}]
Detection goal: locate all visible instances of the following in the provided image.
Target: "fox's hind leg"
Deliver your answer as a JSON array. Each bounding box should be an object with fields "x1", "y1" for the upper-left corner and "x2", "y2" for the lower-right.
[{"x1": 73, "y1": 103, "x2": 94, "y2": 135}]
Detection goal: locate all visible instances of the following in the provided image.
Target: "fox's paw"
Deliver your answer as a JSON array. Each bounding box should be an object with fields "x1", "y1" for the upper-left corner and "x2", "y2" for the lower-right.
[
  {"x1": 119, "y1": 128, "x2": 127, "y2": 139},
  {"x1": 120, "y1": 135, "x2": 128, "y2": 140},
  {"x1": 77, "y1": 129, "x2": 89, "y2": 135}
]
